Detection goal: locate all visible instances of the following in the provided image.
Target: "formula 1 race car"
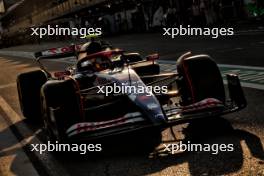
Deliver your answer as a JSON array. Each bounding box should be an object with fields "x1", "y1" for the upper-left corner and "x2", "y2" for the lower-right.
[{"x1": 17, "y1": 39, "x2": 247, "y2": 143}]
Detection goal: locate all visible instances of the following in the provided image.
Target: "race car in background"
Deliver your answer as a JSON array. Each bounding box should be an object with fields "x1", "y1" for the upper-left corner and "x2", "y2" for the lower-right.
[{"x1": 16, "y1": 39, "x2": 247, "y2": 143}]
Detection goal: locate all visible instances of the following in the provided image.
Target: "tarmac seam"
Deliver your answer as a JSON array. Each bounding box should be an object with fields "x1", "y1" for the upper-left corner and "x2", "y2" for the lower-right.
[{"x1": 0, "y1": 83, "x2": 16, "y2": 89}]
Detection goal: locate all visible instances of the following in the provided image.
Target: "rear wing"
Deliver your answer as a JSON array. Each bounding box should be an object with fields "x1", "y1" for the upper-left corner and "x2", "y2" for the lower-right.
[
  {"x1": 33, "y1": 44, "x2": 82, "y2": 77},
  {"x1": 34, "y1": 44, "x2": 82, "y2": 59},
  {"x1": 34, "y1": 38, "x2": 113, "y2": 59}
]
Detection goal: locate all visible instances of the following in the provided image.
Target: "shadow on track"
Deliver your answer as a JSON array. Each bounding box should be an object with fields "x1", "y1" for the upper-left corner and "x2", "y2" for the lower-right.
[
  {"x1": 30, "y1": 117, "x2": 264, "y2": 175},
  {"x1": 0, "y1": 115, "x2": 264, "y2": 176}
]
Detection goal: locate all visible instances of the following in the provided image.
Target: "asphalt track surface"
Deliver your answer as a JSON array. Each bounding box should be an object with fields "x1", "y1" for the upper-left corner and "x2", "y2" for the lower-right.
[{"x1": 0, "y1": 32, "x2": 264, "y2": 176}]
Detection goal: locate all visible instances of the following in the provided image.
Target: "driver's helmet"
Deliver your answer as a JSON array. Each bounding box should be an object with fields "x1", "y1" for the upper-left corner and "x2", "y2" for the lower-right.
[
  {"x1": 78, "y1": 40, "x2": 112, "y2": 60},
  {"x1": 85, "y1": 41, "x2": 102, "y2": 54},
  {"x1": 78, "y1": 41, "x2": 102, "y2": 60}
]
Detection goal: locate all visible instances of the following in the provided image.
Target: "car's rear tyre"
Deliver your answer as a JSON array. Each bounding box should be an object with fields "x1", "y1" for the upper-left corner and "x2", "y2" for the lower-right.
[
  {"x1": 177, "y1": 54, "x2": 225, "y2": 105},
  {"x1": 17, "y1": 70, "x2": 47, "y2": 122},
  {"x1": 41, "y1": 79, "x2": 82, "y2": 142}
]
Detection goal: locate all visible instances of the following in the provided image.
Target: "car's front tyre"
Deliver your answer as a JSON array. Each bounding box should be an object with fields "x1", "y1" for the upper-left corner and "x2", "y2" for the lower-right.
[{"x1": 41, "y1": 79, "x2": 82, "y2": 143}]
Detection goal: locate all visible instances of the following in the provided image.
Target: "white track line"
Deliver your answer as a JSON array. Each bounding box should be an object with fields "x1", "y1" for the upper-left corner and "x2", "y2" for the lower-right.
[
  {"x1": 159, "y1": 60, "x2": 264, "y2": 71},
  {"x1": 0, "y1": 96, "x2": 22, "y2": 124},
  {"x1": 0, "y1": 96, "x2": 37, "y2": 157},
  {"x1": 219, "y1": 64, "x2": 264, "y2": 71},
  {"x1": 223, "y1": 80, "x2": 264, "y2": 90},
  {"x1": 0, "y1": 51, "x2": 34, "y2": 59},
  {"x1": 0, "y1": 95, "x2": 70, "y2": 176},
  {"x1": 159, "y1": 60, "x2": 264, "y2": 90}
]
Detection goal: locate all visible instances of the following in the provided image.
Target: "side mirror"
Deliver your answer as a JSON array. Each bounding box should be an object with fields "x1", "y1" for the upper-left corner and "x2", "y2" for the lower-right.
[{"x1": 146, "y1": 53, "x2": 159, "y2": 62}]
